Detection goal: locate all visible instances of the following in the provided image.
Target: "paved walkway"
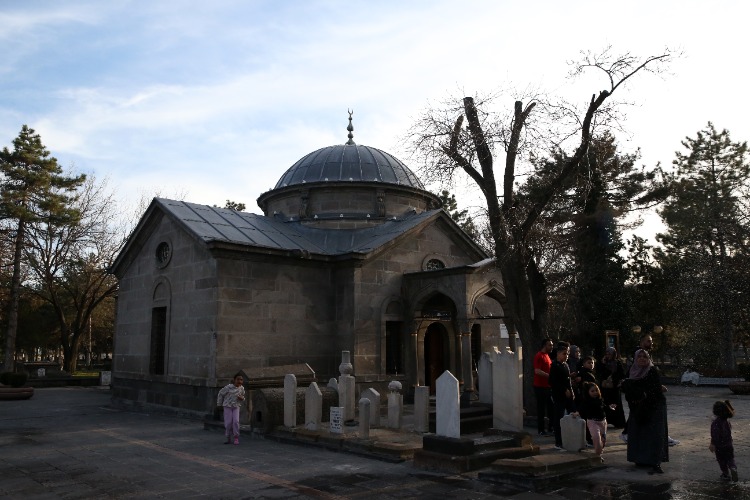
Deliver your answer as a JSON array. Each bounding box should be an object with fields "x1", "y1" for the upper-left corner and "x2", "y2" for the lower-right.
[{"x1": 0, "y1": 385, "x2": 747, "y2": 499}]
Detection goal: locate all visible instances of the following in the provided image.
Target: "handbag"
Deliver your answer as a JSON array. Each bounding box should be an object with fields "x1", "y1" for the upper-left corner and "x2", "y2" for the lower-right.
[{"x1": 601, "y1": 376, "x2": 614, "y2": 389}]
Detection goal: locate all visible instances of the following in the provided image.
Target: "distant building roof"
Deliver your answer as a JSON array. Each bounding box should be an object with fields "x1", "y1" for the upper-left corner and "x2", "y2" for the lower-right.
[{"x1": 273, "y1": 144, "x2": 425, "y2": 190}]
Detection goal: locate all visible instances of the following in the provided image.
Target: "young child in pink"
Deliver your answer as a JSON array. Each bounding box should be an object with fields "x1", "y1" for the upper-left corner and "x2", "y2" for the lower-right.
[
  {"x1": 710, "y1": 400, "x2": 738, "y2": 482},
  {"x1": 577, "y1": 382, "x2": 616, "y2": 461}
]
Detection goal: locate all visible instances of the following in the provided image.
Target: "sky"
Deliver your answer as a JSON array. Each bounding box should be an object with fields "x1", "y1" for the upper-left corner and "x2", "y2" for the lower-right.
[{"x1": 1, "y1": 0, "x2": 749, "y2": 242}]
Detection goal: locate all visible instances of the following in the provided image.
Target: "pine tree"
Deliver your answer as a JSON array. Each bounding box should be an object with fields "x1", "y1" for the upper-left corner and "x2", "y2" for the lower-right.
[
  {"x1": 657, "y1": 122, "x2": 750, "y2": 369},
  {"x1": 0, "y1": 125, "x2": 86, "y2": 370}
]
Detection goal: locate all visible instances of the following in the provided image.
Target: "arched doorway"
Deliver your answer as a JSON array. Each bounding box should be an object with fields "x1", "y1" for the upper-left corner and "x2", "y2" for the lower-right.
[{"x1": 424, "y1": 322, "x2": 449, "y2": 394}]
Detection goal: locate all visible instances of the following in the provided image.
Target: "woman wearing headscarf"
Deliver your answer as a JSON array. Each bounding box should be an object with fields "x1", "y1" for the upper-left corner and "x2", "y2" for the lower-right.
[
  {"x1": 622, "y1": 349, "x2": 669, "y2": 473},
  {"x1": 596, "y1": 347, "x2": 626, "y2": 428}
]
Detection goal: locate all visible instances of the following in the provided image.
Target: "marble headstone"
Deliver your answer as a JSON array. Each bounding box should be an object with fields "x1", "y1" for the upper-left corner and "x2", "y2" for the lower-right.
[
  {"x1": 284, "y1": 373, "x2": 297, "y2": 428},
  {"x1": 435, "y1": 370, "x2": 460, "y2": 438},
  {"x1": 360, "y1": 388, "x2": 381, "y2": 427},
  {"x1": 477, "y1": 352, "x2": 493, "y2": 404},
  {"x1": 305, "y1": 382, "x2": 322, "y2": 431},
  {"x1": 413, "y1": 385, "x2": 430, "y2": 433},
  {"x1": 491, "y1": 345, "x2": 524, "y2": 432}
]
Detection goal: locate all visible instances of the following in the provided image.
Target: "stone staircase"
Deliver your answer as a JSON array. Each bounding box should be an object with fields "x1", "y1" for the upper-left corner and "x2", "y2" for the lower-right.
[{"x1": 428, "y1": 401, "x2": 494, "y2": 434}]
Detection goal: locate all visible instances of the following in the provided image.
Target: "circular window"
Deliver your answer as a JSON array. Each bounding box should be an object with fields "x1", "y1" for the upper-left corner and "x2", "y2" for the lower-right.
[
  {"x1": 424, "y1": 258, "x2": 445, "y2": 271},
  {"x1": 155, "y1": 241, "x2": 172, "y2": 268}
]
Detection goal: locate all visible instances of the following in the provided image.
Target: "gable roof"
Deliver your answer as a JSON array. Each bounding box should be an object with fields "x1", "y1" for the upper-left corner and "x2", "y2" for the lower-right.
[{"x1": 111, "y1": 198, "x2": 487, "y2": 275}]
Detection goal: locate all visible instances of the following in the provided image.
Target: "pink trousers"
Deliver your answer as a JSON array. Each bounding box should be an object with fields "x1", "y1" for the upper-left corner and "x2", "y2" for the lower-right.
[
  {"x1": 586, "y1": 418, "x2": 607, "y2": 455},
  {"x1": 223, "y1": 407, "x2": 240, "y2": 438}
]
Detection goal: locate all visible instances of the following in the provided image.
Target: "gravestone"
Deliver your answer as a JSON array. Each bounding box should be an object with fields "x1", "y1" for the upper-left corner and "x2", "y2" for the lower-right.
[
  {"x1": 387, "y1": 380, "x2": 403, "y2": 429},
  {"x1": 338, "y1": 351, "x2": 356, "y2": 421},
  {"x1": 284, "y1": 374, "x2": 297, "y2": 428},
  {"x1": 491, "y1": 345, "x2": 524, "y2": 432},
  {"x1": 360, "y1": 388, "x2": 381, "y2": 427},
  {"x1": 305, "y1": 382, "x2": 322, "y2": 430},
  {"x1": 435, "y1": 370, "x2": 460, "y2": 438},
  {"x1": 37, "y1": 368, "x2": 46, "y2": 378},
  {"x1": 359, "y1": 398, "x2": 370, "y2": 439},
  {"x1": 99, "y1": 371, "x2": 112, "y2": 386},
  {"x1": 413, "y1": 385, "x2": 430, "y2": 433},
  {"x1": 329, "y1": 406, "x2": 343, "y2": 434},
  {"x1": 477, "y1": 352, "x2": 493, "y2": 404},
  {"x1": 327, "y1": 377, "x2": 338, "y2": 391}
]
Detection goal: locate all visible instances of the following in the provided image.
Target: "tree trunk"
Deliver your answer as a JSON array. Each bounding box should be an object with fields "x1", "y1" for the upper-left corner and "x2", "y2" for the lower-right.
[{"x1": 3, "y1": 221, "x2": 25, "y2": 371}]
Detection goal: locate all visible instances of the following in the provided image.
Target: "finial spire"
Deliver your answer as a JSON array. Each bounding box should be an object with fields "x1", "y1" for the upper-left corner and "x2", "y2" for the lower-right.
[{"x1": 346, "y1": 109, "x2": 355, "y2": 145}]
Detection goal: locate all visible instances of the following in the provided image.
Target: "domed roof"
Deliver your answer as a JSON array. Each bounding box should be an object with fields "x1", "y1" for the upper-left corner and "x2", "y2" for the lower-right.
[{"x1": 273, "y1": 143, "x2": 425, "y2": 190}]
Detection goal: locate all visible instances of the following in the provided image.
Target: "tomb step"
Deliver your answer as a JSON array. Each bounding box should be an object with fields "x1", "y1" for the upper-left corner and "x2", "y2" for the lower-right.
[
  {"x1": 428, "y1": 404, "x2": 494, "y2": 434},
  {"x1": 477, "y1": 452, "x2": 604, "y2": 490},
  {"x1": 413, "y1": 443, "x2": 540, "y2": 473}
]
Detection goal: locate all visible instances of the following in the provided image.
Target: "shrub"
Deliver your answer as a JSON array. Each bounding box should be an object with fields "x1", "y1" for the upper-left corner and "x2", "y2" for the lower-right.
[
  {"x1": 738, "y1": 364, "x2": 750, "y2": 382},
  {"x1": 0, "y1": 372, "x2": 11, "y2": 385}
]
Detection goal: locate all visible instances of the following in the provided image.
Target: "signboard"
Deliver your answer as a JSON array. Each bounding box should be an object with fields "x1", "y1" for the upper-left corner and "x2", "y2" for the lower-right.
[
  {"x1": 604, "y1": 330, "x2": 620, "y2": 355},
  {"x1": 329, "y1": 407, "x2": 343, "y2": 434}
]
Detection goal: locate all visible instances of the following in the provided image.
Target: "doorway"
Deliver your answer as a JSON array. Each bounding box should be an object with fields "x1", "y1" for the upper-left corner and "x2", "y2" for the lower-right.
[{"x1": 424, "y1": 322, "x2": 449, "y2": 394}]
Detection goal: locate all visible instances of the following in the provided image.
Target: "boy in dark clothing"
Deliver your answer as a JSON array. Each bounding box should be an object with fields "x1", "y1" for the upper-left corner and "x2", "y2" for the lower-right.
[{"x1": 548, "y1": 341, "x2": 575, "y2": 449}]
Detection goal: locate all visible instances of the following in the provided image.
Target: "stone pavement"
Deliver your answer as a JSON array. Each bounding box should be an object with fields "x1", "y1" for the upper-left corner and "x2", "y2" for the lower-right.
[{"x1": 0, "y1": 385, "x2": 747, "y2": 499}]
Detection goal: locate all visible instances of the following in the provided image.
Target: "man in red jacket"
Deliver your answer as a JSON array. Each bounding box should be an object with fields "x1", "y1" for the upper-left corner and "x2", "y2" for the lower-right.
[{"x1": 533, "y1": 337, "x2": 554, "y2": 436}]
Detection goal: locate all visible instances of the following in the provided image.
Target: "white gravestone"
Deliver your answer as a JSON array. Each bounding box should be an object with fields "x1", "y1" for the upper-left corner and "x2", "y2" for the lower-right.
[
  {"x1": 360, "y1": 388, "x2": 381, "y2": 428},
  {"x1": 329, "y1": 407, "x2": 343, "y2": 434},
  {"x1": 413, "y1": 385, "x2": 430, "y2": 433},
  {"x1": 387, "y1": 381, "x2": 403, "y2": 429},
  {"x1": 359, "y1": 398, "x2": 371, "y2": 439},
  {"x1": 491, "y1": 345, "x2": 524, "y2": 432},
  {"x1": 99, "y1": 370, "x2": 112, "y2": 385},
  {"x1": 338, "y1": 351, "x2": 356, "y2": 421},
  {"x1": 37, "y1": 368, "x2": 46, "y2": 378},
  {"x1": 327, "y1": 377, "x2": 338, "y2": 391},
  {"x1": 436, "y1": 371, "x2": 460, "y2": 438},
  {"x1": 284, "y1": 374, "x2": 297, "y2": 428},
  {"x1": 477, "y1": 352, "x2": 493, "y2": 404},
  {"x1": 305, "y1": 382, "x2": 323, "y2": 431}
]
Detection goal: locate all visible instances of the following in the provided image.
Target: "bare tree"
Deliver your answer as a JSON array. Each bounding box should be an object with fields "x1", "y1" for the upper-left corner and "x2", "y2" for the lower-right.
[
  {"x1": 407, "y1": 47, "x2": 674, "y2": 403},
  {"x1": 24, "y1": 176, "x2": 124, "y2": 372}
]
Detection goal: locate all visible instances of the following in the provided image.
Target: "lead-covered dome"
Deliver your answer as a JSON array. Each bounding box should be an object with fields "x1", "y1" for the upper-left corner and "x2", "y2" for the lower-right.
[
  {"x1": 273, "y1": 144, "x2": 425, "y2": 190},
  {"x1": 257, "y1": 112, "x2": 440, "y2": 228}
]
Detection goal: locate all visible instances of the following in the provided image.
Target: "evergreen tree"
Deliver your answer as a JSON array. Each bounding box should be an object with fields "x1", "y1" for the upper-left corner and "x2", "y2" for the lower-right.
[
  {"x1": 524, "y1": 133, "x2": 664, "y2": 350},
  {"x1": 657, "y1": 123, "x2": 750, "y2": 369},
  {"x1": 438, "y1": 190, "x2": 478, "y2": 239},
  {"x1": 0, "y1": 125, "x2": 85, "y2": 370}
]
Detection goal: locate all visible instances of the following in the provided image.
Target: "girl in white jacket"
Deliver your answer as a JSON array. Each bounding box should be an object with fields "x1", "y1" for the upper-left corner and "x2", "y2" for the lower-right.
[{"x1": 217, "y1": 374, "x2": 246, "y2": 444}]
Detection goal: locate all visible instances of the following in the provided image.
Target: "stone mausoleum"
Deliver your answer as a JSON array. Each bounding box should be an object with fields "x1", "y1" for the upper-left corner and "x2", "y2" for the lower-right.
[{"x1": 110, "y1": 117, "x2": 508, "y2": 416}]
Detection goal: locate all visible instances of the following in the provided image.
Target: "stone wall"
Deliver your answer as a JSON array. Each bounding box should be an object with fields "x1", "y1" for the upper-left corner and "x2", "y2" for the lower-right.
[
  {"x1": 113, "y1": 213, "x2": 217, "y2": 383},
  {"x1": 214, "y1": 255, "x2": 336, "y2": 380}
]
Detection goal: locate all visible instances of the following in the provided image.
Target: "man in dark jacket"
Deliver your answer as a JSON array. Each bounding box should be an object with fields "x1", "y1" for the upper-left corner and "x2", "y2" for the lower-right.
[{"x1": 549, "y1": 341, "x2": 576, "y2": 449}]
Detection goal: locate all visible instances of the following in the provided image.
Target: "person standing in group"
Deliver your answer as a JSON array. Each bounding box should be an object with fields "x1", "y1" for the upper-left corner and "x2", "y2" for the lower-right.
[
  {"x1": 597, "y1": 347, "x2": 627, "y2": 429},
  {"x1": 549, "y1": 341, "x2": 576, "y2": 450},
  {"x1": 533, "y1": 338, "x2": 554, "y2": 436},
  {"x1": 622, "y1": 349, "x2": 669, "y2": 474},
  {"x1": 217, "y1": 373, "x2": 246, "y2": 445},
  {"x1": 577, "y1": 382, "x2": 616, "y2": 462},
  {"x1": 621, "y1": 333, "x2": 679, "y2": 446},
  {"x1": 710, "y1": 400, "x2": 738, "y2": 482}
]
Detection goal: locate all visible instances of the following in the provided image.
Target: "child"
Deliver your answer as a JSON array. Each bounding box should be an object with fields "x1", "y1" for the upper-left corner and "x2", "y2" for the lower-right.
[
  {"x1": 577, "y1": 382, "x2": 615, "y2": 461},
  {"x1": 217, "y1": 374, "x2": 246, "y2": 445},
  {"x1": 710, "y1": 400, "x2": 738, "y2": 482}
]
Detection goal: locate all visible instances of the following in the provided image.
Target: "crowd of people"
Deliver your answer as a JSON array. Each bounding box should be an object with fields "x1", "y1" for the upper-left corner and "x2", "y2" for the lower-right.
[{"x1": 533, "y1": 334, "x2": 679, "y2": 475}]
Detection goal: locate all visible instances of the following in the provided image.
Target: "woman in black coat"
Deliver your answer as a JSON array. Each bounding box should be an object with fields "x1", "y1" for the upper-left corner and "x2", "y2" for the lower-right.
[
  {"x1": 622, "y1": 349, "x2": 669, "y2": 474},
  {"x1": 596, "y1": 347, "x2": 626, "y2": 428}
]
